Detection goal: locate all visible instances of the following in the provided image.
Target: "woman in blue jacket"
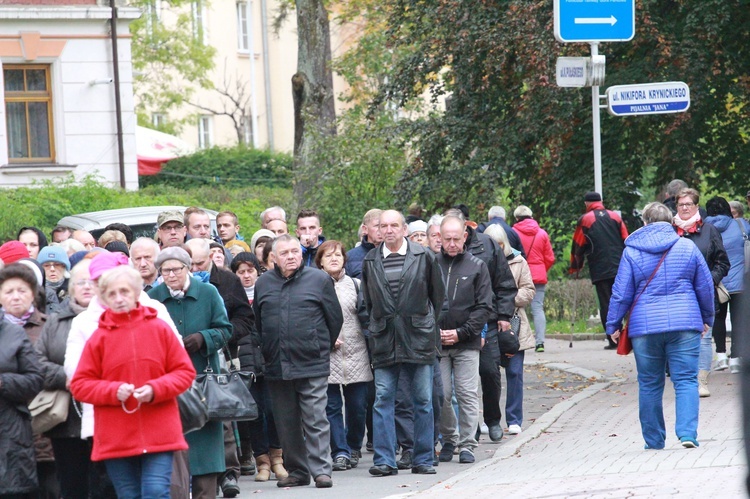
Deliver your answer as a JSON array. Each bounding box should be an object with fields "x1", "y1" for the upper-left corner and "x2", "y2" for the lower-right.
[
  {"x1": 704, "y1": 196, "x2": 746, "y2": 373},
  {"x1": 607, "y1": 202, "x2": 714, "y2": 450}
]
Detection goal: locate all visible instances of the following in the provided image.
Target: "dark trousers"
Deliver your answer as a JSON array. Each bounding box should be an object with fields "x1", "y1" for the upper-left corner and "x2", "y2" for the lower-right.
[
  {"x1": 50, "y1": 438, "x2": 91, "y2": 499},
  {"x1": 237, "y1": 376, "x2": 281, "y2": 459},
  {"x1": 595, "y1": 278, "x2": 616, "y2": 346},
  {"x1": 365, "y1": 380, "x2": 375, "y2": 446},
  {"x1": 714, "y1": 295, "x2": 743, "y2": 356},
  {"x1": 479, "y1": 333, "x2": 503, "y2": 426}
]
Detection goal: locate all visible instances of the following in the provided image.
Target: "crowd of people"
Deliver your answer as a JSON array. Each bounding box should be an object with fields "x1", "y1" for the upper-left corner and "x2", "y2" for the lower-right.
[{"x1": 0, "y1": 181, "x2": 747, "y2": 497}]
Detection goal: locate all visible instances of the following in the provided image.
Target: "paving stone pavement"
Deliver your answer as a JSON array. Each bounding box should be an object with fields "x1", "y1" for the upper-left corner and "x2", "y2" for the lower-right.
[{"x1": 399, "y1": 338, "x2": 747, "y2": 498}]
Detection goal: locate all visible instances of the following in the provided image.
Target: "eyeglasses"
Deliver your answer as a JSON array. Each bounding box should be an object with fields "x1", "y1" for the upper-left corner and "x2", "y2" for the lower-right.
[
  {"x1": 160, "y1": 266, "x2": 186, "y2": 276},
  {"x1": 160, "y1": 224, "x2": 184, "y2": 232},
  {"x1": 677, "y1": 202, "x2": 696, "y2": 209},
  {"x1": 74, "y1": 279, "x2": 96, "y2": 287}
]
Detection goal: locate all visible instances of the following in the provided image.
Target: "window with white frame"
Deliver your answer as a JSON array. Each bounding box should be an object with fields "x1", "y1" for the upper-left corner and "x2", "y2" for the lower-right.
[
  {"x1": 152, "y1": 113, "x2": 166, "y2": 128},
  {"x1": 198, "y1": 115, "x2": 213, "y2": 149},
  {"x1": 236, "y1": 2, "x2": 249, "y2": 52},
  {"x1": 192, "y1": 0, "x2": 208, "y2": 44},
  {"x1": 241, "y1": 114, "x2": 253, "y2": 145},
  {"x1": 3, "y1": 64, "x2": 55, "y2": 163}
]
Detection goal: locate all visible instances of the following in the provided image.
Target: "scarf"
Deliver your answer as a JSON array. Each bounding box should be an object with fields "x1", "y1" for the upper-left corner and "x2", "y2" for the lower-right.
[
  {"x1": 68, "y1": 299, "x2": 88, "y2": 315},
  {"x1": 169, "y1": 274, "x2": 192, "y2": 299},
  {"x1": 3, "y1": 305, "x2": 35, "y2": 326},
  {"x1": 673, "y1": 212, "x2": 701, "y2": 235}
]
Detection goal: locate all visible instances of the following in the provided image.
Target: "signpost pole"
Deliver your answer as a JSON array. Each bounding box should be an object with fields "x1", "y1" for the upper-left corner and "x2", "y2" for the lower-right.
[{"x1": 591, "y1": 42, "x2": 603, "y2": 199}]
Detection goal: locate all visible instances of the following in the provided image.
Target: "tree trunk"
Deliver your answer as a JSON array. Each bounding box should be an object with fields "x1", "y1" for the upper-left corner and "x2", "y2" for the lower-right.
[{"x1": 293, "y1": 0, "x2": 336, "y2": 207}]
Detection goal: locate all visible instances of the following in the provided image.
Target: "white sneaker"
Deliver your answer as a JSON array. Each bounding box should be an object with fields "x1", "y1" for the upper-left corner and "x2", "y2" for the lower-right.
[
  {"x1": 507, "y1": 424, "x2": 522, "y2": 435},
  {"x1": 730, "y1": 357, "x2": 741, "y2": 374},
  {"x1": 715, "y1": 353, "x2": 729, "y2": 371}
]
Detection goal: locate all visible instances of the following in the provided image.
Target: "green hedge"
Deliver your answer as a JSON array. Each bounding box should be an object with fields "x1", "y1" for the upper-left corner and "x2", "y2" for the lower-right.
[
  {"x1": 0, "y1": 175, "x2": 292, "y2": 243},
  {"x1": 139, "y1": 146, "x2": 293, "y2": 189}
]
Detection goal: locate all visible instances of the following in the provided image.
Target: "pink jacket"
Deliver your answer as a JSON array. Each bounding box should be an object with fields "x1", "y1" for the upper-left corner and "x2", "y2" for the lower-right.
[{"x1": 513, "y1": 218, "x2": 555, "y2": 284}]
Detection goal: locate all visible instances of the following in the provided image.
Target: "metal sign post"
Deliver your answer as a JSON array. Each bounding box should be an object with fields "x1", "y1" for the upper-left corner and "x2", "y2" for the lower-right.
[{"x1": 591, "y1": 43, "x2": 602, "y2": 197}]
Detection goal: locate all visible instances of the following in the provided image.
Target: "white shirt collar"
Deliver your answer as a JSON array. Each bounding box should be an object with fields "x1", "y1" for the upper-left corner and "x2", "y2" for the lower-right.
[{"x1": 382, "y1": 238, "x2": 408, "y2": 258}]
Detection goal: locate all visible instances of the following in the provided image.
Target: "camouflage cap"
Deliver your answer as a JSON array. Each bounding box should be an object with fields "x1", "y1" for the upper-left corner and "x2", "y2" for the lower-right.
[{"x1": 157, "y1": 210, "x2": 184, "y2": 228}]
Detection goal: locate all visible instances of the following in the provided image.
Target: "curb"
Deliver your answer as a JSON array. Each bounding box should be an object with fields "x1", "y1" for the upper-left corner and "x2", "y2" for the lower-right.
[
  {"x1": 390, "y1": 363, "x2": 619, "y2": 498},
  {"x1": 546, "y1": 333, "x2": 607, "y2": 341}
]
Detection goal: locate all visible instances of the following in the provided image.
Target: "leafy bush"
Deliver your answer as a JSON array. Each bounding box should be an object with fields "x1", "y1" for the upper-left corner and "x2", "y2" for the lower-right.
[
  {"x1": 543, "y1": 278, "x2": 600, "y2": 324},
  {"x1": 0, "y1": 175, "x2": 292, "y2": 243},
  {"x1": 139, "y1": 146, "x2": 293, "y2": 189}
]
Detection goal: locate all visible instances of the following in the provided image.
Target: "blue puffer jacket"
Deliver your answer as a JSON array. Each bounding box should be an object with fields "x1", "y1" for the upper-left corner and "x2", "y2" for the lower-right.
[
  {"x1": 606, "y1": 222, "x2": 714, "y2": 338},
  {"x1": 704, "y1": 215, "x2": 745, "y2": 293}
]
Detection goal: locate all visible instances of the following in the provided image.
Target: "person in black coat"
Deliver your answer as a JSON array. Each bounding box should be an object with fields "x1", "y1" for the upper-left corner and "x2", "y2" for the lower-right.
[
  {"x1": 254, "y1": 234, "x2": 343, "y2": 488},
  {"x1": 0, "y1": 320, "x2": 44, "y2": 496}
]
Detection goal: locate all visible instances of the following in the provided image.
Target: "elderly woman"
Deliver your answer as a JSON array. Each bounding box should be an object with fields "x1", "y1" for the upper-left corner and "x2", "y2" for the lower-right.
[
  {"x1": 36, "y1": 260, "x2": 96, "y2": 498},
  {"x1": 314, "y1": 241, "x2": 372, "y2": 471},
  {"x1": 484, "y1": 224, "x2": 536, "y2": 435},
  {"x1": 407, "y1": 220, "x2": 428, "y2": 247},
  {"x1": 0, "y1": 263, "x2": 57, "y2": 495},
  {"x1": 608, "y1": 202, "x2": 715, "y2": 450},
  {"x1": 672, "y1": 188, "x2": 729, "y2": 397},
  {"x1": 148, "y1": 247, "x2": 232, "y2": 499},
  {"x1": 0, "y1": 266, "x2": 44, "y2": 497},
  {"x1": 230, "y1": 252, "x2": 288, "y2": 482},
  {"x1": 512, "y1": 205, "x2": 555, "y2": 353},
  {"x1": 71, "y1": 266, "x2": 195, "y2": 498},
  {"x1": 704, "y1": 196, "x2": 747, "y2": 375}
]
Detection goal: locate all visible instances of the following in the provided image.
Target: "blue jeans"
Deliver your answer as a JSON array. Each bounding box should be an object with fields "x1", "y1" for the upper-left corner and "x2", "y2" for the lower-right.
[
  {"x1": 699, "y1": 327, "x2": 713, "y2": 371},
  {"x1": 373, "y1": 363, "x2": 433, "y2": 467},
  {"x1": 504, "y1": 350, "x2": 525, "y2": 426},
  {"x1": 326, "y1": 382, "x2": 369, "y2": 458},
  {"x1": 632, "y1": 331, "x2": 700, "y2": 449},
  {"x1": 105, "y1": 451, "x2": 173, "y2": 499},
  {"x1": 530, "y1": 284, "x2": 547, "y2": 344}
]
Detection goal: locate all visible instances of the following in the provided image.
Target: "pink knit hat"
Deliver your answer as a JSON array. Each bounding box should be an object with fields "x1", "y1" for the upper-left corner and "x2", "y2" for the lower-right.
[
  {"x1": 0, "y1": 241, "x2": 30, "y2": 264},
  {"x1": 89, "y1": 251, "x2": 130, "y2": 280}
]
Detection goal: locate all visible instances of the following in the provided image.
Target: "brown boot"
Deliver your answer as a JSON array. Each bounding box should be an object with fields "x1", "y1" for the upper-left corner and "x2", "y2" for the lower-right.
[
  {"x1": 254, "y1": 454, "x2": 271, "y2": 482},
  {"x1": 269, "y1": 448, "x2": 289, "y2": 480}
]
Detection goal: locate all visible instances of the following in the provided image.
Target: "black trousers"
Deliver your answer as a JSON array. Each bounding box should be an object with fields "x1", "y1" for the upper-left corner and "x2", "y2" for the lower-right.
[
  {"x1": 595, "y1": 278, "x2": 616, "y2": 347},
  {"x1": 479, "y1": 333, "x2": 503, "y2": 426}
]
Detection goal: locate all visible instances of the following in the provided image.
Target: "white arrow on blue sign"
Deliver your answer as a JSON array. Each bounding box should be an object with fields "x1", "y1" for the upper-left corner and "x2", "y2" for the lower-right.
[
  {"x1": 606, "y1": 82, "x2": 690, "y2": 117},
  {"x1": 554, "y1": 0, "x2": 635, "y2": 43}
]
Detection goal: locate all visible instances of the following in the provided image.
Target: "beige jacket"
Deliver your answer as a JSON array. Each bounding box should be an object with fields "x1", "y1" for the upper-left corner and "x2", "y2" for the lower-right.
[
  {"x1": 328, "y1": 274, "x2": 373, "y2": 385},
  {"x1": 508, "y1": 252, "x2": 536, "y2": 351}
]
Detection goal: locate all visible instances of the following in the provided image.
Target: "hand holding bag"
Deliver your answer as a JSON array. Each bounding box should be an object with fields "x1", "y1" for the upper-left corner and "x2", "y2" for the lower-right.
[
  {"x1": 617, "y1": 249, "x2": 669, "y2": 356},
  {"x1": 29, "y1": 389, "x2": 70, "y2": 434}
]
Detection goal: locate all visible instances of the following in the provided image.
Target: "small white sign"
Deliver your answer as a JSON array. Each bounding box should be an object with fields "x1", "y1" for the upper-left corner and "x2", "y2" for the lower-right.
[
  {"x1": 606, "y1": 81, "x2": 690, "y2": 116},
  {"x1": 556, "y1": 57, "x2": 588, "y2": 87}
]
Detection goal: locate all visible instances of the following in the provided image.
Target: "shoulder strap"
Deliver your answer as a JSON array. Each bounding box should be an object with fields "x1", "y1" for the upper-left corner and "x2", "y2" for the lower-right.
[
  {"x1": 629, "y1": 248, "x2": 670, "y2": 314},
  {"x1": 736, "y1": 219, "x2": 748, "y2": 239}
]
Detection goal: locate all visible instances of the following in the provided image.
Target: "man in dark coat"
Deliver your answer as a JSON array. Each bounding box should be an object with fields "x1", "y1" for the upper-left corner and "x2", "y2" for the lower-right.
[
  {"x1": 362, "y1": 209, "x2": 445, "y2": 477},
  {"x1": 253, "y1": 234, "x2": 343, "y2": 489},
  {"x1": 569, "y1": 192, "x2": 629, "y2": 349}
]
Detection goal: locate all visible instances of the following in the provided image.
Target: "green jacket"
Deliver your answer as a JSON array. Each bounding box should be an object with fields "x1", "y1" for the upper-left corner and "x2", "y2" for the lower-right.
[{"x1": 148, "y1": 277, "x2": 232, "y2": 476}]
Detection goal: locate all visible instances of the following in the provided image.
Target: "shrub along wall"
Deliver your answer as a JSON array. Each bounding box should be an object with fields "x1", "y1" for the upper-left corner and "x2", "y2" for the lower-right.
[{"x1": 0, "y1": 175, "x2": 292, "y2": 243}]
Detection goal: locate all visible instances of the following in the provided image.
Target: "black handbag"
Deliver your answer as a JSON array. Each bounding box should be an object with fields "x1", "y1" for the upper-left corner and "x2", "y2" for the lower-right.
[
  {"x1": 196, "y1": 364, "x2": 259, "y2": 422},
  {"x1": 177, "y1": 381, "x2": 209, "y2": 434}
]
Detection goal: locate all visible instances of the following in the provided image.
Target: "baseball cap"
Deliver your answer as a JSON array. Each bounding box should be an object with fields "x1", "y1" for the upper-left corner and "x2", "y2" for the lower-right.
[{"x1": 157, "y1": 210, "x2": 184, "y2": 228}]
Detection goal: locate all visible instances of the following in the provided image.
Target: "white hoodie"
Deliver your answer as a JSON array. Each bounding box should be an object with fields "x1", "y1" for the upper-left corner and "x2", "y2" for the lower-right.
[{"x1": 64, "y1": 291, "x2": 182, "y2": 439}]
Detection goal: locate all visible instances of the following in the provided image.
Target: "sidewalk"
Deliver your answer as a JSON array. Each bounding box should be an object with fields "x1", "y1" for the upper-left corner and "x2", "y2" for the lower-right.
[{"x1": 403, "y1": 338, "x2": 747, "y2": 498}]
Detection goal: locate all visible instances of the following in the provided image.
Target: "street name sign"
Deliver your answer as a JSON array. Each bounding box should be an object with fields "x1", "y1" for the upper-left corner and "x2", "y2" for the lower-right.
[
  {"x1": 554, "y1": 0, "x2": 635, "y2": 43},
  {"x1": 556, "y1": 57, "x2": 588, "y2": 87},
  {"x1": 606, "y1": 81, "x2": 690, "y2": 116}
]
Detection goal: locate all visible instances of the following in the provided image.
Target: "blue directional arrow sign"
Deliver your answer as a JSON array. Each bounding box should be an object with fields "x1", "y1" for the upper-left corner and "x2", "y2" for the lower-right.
[{"x1": 554, "y1": 0, "x2": 635, "y2": 43}]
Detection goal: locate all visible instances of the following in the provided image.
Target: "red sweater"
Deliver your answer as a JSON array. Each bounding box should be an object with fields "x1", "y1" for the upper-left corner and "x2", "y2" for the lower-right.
[{"x1": 70, "y1": 304, "x2": 195, "y2": 461}]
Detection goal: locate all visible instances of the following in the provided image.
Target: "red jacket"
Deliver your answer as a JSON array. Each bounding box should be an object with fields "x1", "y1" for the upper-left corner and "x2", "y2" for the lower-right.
[
  {"x1": 513, "y1": 218, "x2": 555, "y2": 284},
  {"x1": 569, "y1": 201, "x2": 629, "y2": 283},
  {"x1": 70, "y1": 304, "x2": 195, "y2": 461}
]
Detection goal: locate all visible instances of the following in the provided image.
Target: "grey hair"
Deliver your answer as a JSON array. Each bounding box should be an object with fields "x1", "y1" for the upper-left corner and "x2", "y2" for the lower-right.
[
  {"x1": 427, "y1": 214, "x2": 444, "y2": 227},
  {"x1": 730, "y1": 200, "x2": 745, "y2": 218},
  {"x1": 443, "y1": 209, "x2": 465, "y2": 222},
  {"x1": 97, "y1": 265, "x2": 143, "y2": 303},
  {"x1": 271, "y1": 233, "x2": 300, "y2": 252},
  {"x1": 130, "y1": 237, "x2": 160, "y2": 258},
  {"x1": 484, "y1": 224, "x2": 513, "y2": 257},
  {"x1": 666, "y1": 179, "x2": 688, "y2": 197},
  {"x1": 68, "y1": 259, "x2": 93, "y2": 294},
  {"x1": 488, "y1": 206, "x2": 506, "y2": 219},
  {"x1": 185, "y1": 238, "x2": 211, "y2": 258},
  {"x1": 260, "y1": 206, "x2": 287, "y2": 225},
  {"x1": 59, "y1": 238, "x2": 85, "y2": 255},
  {"x1": 641, "y1": 202, "x2": 673, "y2": 225},
  {"x1": 440, "y1": 215, "x2": 466, "y2": 231}
]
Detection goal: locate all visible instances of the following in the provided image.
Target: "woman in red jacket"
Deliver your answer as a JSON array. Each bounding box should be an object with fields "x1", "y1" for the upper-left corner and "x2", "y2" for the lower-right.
[
  {"x1": 71, "y1": 266, "x2": 195, "y2": 498},
  {"x1": 513, "y1": 206, "x2": 556, "y2": 353}
]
